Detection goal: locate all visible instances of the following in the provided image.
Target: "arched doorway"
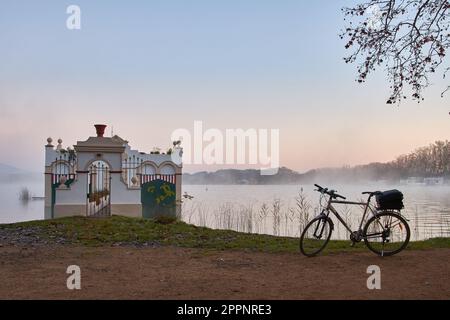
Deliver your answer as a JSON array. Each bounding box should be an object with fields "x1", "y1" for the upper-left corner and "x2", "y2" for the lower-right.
[{"x1": 87, "y1": 160, "x2": 111, "y2": 217}]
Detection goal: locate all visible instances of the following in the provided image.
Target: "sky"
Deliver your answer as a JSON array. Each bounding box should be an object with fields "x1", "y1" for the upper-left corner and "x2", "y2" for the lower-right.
[{"x1": 0, "y1": 0, "x2": 449, "y2": 173}]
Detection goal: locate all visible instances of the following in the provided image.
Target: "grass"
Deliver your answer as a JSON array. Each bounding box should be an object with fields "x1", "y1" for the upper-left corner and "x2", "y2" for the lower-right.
[{"x1": 1, "y1": 215, "x2": 449, "y2": 253}]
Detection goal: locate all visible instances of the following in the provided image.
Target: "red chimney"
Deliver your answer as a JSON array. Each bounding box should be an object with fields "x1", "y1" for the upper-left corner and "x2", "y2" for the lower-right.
[{"x1": 94, "y1": 124, "x2": 107, "y2": 137}]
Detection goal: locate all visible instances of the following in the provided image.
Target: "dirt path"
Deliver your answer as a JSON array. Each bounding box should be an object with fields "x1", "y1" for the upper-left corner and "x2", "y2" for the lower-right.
[{"x1": 0, "y1": 245, "x2": 449, "y2": 299}]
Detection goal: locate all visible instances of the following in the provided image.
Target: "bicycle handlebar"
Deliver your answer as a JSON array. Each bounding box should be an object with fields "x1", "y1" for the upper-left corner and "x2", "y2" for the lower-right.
[{"x1": 314, "y1": 184, "x2": 347, "y2": 200}]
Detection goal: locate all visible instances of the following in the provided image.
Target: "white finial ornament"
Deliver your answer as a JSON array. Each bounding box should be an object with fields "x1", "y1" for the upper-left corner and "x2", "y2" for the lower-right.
[
  {"x1": 46, "y1": 137, "x2": 53, "y2": 146},
  {"x1": 57, "y1": 138, "x2": 63, "y2": 151}
]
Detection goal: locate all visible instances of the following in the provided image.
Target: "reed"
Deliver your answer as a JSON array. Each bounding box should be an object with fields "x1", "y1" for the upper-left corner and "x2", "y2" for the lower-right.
[
  {"x1": 293, "y1": 190, "x2": 311, "y2": 237},
  {"x1": 272, "y1": 199, "x2": 281, "y2": 236},
  {"x1": 180, "y1": 187, "x2": 449, "y2": 241},
  {"x1": 181, "y1": 190, "x2": 316, "y2": 238},
  {"x1": 18, "y1": 187, "x2": 31, "y2": 201},
  {"x1": 258, "y1": 203, "x2": 269, "y2": 234}
]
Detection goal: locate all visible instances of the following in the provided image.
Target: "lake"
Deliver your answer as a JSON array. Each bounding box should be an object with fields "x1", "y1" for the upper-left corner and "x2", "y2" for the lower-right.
[
  {"x1": 0, "y1": 180, "x2": 44, "y2": 224},
  {"x1": 182, "y1": 184, "x2": 450, "y2": 241},
  {"x1": 1, "y1": 180, "x2": 449, "y2": 241}
]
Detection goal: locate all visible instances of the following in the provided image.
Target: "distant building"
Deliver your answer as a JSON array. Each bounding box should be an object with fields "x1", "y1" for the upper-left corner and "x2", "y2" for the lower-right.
[
  {"x1": 400, "y1": 176, "x2": 445, "y2": 186},
  {"x1": 44, "y1": 124, "x2": 182, "y2": 219},
  {"x1": 424, "y1": 177, "x2": 444, "y2": 186},
  {"x1": 400, "y1": 177, "x2": 424, "y2": 186}
]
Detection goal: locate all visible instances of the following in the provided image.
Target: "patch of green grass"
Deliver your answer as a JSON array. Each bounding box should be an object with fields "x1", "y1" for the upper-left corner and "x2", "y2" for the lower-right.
[
  {"x1": 1, "y1": 215, "x2": 449, "y2": 253},
  {"x1": 407, "y1": 237, "x2": 450, "y2": 250}
]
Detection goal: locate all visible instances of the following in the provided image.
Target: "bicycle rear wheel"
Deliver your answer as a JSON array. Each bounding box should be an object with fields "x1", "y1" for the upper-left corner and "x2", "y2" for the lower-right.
[
  {"x1": 300, "y1": 216, "x2": 333, "y2": 257},
  {"x1": 363, "y1": 211, "x2": 410, "y2": 257}
]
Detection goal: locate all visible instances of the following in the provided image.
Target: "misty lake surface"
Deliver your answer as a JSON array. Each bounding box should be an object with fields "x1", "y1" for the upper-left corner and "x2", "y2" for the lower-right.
[
  {"x1": 1, "y1": 181, "x2": 449, "y2": 241},
  {"x1": 182, "y1": 184, "x2": 450, "y2": 241},
  {"x1": 0, "y1": 180, "x2": 44, "y2": 224}
]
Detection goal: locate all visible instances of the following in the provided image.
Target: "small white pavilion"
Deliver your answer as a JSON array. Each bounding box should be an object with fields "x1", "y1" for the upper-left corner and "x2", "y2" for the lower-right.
[{"x1": 44, "y1": 124, "x2": 183, "y2": 219}]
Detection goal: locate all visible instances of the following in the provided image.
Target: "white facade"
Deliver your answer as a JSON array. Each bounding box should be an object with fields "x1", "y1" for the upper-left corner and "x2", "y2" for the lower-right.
[{"x1": 44, "y1": 125, "x2": 183, "y2": 219}]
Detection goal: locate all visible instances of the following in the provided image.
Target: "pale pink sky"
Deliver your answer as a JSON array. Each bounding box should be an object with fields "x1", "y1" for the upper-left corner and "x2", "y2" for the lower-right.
[
  {"x1": 1, "y1": 82, "x2": 448, "y2": 173},
  {"x1": 0, "y1": 1, "x2": 448, "y2": 173}
]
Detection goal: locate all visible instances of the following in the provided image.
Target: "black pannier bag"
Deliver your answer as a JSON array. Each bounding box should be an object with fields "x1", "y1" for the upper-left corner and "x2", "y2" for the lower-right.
[{"x1": 376, "y1": 190, "x2": 404, "y2": 210}]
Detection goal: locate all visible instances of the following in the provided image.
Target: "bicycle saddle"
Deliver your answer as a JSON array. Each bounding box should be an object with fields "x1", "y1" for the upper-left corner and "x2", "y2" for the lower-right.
[{"x1": 362, "y1": 191, "x2": 382, "y2": 196}]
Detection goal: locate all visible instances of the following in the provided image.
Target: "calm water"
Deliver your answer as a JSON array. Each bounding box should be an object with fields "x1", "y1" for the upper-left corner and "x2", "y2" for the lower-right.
[
  {"x1": 182, "y1": 184, "x2": 450, "y2": 241},
  {"x1": 0, "y1": 180, "x2": 44, "y2": 224},
  {"x1": 1, "y1": 181, "x2": 449, "y2": 241}
]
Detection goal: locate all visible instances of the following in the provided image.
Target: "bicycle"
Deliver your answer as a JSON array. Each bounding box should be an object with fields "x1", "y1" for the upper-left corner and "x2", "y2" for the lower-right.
[{"x1": 299, "y1": 184, "x2": 410, "y2": 257}]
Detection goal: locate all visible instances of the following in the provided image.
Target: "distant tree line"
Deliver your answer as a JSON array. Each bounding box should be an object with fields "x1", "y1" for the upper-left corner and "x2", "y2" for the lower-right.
[
  {"x1": 182, "y1": 141, "x2": 450, "y2": 185},
  {"x1": 390, "y1": 140, "x2": 450, "y2": 177},
  {"x1": 313, "y1": 140, "x2": 450, "y2": 181}
]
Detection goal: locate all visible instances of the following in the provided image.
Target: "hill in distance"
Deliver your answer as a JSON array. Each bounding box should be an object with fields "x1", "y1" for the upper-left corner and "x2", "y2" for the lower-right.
[{"x1": 0, "y1": 163, "x2": 41, "y2": 183}]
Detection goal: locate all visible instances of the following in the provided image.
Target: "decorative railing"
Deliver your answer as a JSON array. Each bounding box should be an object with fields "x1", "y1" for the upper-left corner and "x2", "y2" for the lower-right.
[
  {"x1": 122, "y1": 155, "x2": 144, "y2": 187},
  {"x1": 52, "y1": 173, "x2": 77, "y2": 185},
  {"x1": 51, "y1": 151, "x2": 77, "y2": 185},
  {"x1": 140, "y1": 174, "x2": 176, "y2": 185}
]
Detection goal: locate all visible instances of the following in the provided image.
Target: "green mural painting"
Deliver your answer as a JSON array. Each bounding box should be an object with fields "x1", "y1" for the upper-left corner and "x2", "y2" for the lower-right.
[{"x1": 141, "y1": 180, "x2": 176, "y2": 218}]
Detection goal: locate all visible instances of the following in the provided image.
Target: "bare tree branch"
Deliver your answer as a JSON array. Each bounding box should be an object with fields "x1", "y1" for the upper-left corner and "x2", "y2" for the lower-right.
[{"x1": 341, "y1": 0, "x2": 450, "y2": 104}]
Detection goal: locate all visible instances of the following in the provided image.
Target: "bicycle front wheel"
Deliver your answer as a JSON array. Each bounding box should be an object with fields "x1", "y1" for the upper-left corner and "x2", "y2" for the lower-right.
[
  {"x1": 364, "y1": 211, "x2": 410, "y2": 257},
  {"x1": 300, "y1": 216, "x2": 333, "y2": 257}
]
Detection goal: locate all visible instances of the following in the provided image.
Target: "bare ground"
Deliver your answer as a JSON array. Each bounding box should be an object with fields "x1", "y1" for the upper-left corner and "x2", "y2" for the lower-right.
[{"x1": 0, "y1": 245, "x2": 449, "y2": 300}]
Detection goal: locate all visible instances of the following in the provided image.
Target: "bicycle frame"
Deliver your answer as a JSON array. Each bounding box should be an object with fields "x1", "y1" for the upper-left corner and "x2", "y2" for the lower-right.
[{"x1": 322, "y1": 195, "x2": 378, "y2": 236}]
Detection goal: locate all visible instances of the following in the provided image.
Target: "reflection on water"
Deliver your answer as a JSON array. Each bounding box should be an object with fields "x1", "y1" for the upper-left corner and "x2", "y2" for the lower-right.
[
  {"x1": 1, "y1": 180, "x2": 448, "y2": 241},
  {"x1": 182, "y1": 184, "x2": 450, "y2": 241}
]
